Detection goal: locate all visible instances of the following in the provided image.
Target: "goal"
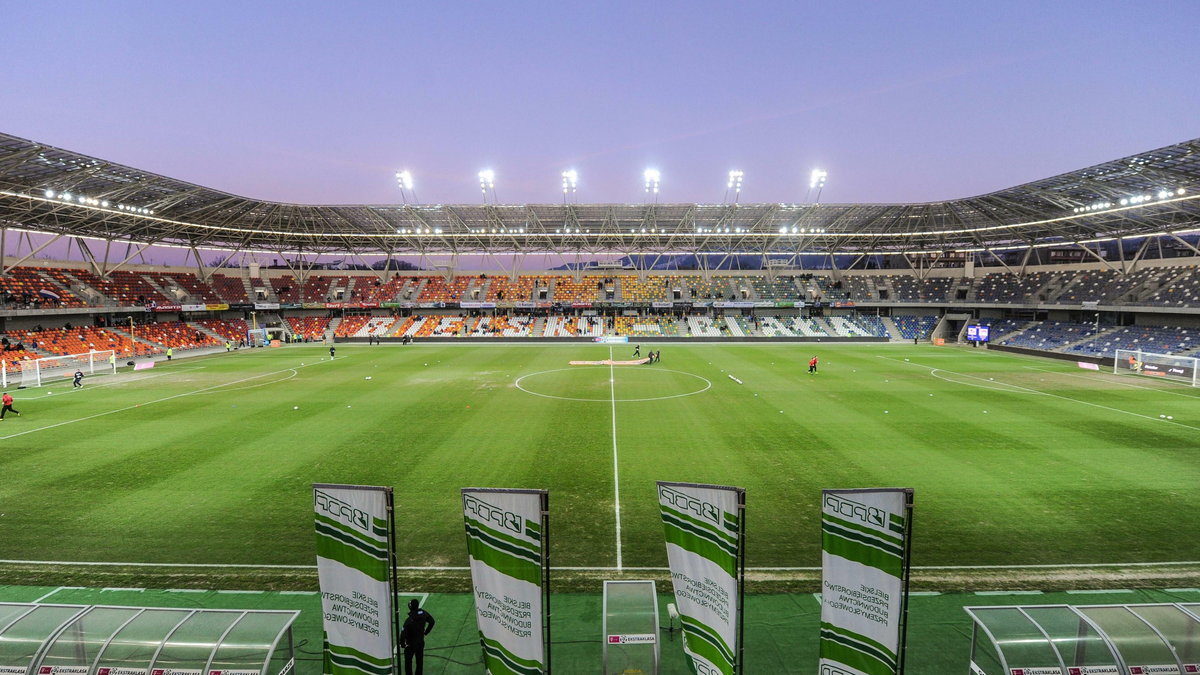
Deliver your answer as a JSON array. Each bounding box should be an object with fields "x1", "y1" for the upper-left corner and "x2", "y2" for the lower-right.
[
  {"x1": 1113, "y1": 348, "x2": 1199, "y2": 387},
  {"x1": 18, "y1": 350, "x2": 117, "y2": 388}
]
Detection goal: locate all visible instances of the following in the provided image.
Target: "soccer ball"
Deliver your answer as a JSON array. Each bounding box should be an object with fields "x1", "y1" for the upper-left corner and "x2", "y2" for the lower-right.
[
  {"x1": 1167, "y1": 416, "x2": 1174, "y2": 420},
  {"x1": 293, "y1": 406, "x2": 299, "y2": 410}
]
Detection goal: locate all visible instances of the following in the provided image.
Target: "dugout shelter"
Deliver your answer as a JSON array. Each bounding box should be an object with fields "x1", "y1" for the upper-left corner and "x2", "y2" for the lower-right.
[
  {"x1": 0, "y1": 603, "x2": 299, "y2": 675},
  {"x1": 965, "y1": 603, "x2": 1200, "y2": 674}
]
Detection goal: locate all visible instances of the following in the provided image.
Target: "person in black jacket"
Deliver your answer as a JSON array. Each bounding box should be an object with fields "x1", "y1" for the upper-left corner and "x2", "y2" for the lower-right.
[{"x1": 399, "y1": 598, "x2": 435, "y2": 675}]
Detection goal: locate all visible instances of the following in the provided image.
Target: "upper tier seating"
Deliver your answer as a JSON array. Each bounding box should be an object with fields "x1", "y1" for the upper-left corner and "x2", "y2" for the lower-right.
[
  {"x1": 70, "y1": 270, "x2": 173, "y2": 306},
  {"x1": 210, "y1": 274, "x2": 250, "y2": 303}
]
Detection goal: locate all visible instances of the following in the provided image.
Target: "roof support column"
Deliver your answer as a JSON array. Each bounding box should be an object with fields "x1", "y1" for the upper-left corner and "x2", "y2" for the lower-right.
[{"x1": 4, "y1": 232, "x2": 65, "y2": 275}]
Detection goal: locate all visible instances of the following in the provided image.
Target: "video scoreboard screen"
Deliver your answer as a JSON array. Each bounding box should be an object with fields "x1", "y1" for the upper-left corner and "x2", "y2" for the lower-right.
[{"x1": 966, "y1": 325, "x2": 990, "y2": 342}]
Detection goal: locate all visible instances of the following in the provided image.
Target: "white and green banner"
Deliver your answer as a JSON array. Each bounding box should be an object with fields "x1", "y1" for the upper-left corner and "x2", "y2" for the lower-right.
[
  {"x1": 657, "y1": 481, "x2": 746, "y2": 675},
  {"x1": 462, "y1": 488, "x2": 550, "y2": 675},
  {"x1": 313, "y1": 484, "x2": 397, "y2": 675},
  {"x1": 819, "y1": 488, "x2": 914, "y2": 675}
]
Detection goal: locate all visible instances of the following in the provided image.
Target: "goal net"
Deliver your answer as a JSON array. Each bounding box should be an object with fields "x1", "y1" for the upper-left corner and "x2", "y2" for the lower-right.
[
  {"x1": 18, "y1": 350, "x2": 117, "y2": 388},
  {"x1": 1114, "y1": 348, "x2": 1199, "y2": 387}
]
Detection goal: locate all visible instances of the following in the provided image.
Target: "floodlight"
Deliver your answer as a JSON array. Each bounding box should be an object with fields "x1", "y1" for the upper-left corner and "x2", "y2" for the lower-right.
[
  {"x1": 810, "y1": 169, "x2": 828, "y2": 189},
  {"x1": 44, "y1": 189, "x2": 54, "y2": 198},
  {"x1": 395, "y1": 170, "x2": 414, "y2": 191},
  {"x1": 643, "y1": 169, "x2": 661, "y2": 195}
]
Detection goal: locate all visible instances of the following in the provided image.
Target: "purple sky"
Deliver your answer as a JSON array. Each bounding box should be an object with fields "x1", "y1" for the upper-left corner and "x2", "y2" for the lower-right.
[{"x1": 3, "y1": 1, "x2": 1199, "y2": 208}]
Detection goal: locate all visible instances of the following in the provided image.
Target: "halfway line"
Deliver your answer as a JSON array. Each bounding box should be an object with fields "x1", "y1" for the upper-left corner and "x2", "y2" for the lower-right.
[{"x1": 609, "y1": 346, "x2": 623, "y2": 570}]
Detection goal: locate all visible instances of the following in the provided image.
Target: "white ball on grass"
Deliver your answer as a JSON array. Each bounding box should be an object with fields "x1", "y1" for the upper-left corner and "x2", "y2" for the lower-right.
[
  {"x1": 884, "y1": 410, "x2": 889, "y2": 414},
  {"x1": 1160, "y1": 414, "x2": 1166, "y2": 418},
  {"x1": 293, "y1": 406, "x2": 299, "y2": 410},
  {"x1": 365, "y1": 376, "x2": 372, "y2": 380},
  {"x1": 1167, "y1": 416, "x2": 1174, "y2": 420}
]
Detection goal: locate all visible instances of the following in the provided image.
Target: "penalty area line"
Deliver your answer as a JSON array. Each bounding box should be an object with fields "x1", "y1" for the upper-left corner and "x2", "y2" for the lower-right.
[
  {"x1": 0, "y1": 359, "x2": 341, "y2": 441},
  {"x1": 877, "y1": 355, "x2": 1200, "y2": 432}
]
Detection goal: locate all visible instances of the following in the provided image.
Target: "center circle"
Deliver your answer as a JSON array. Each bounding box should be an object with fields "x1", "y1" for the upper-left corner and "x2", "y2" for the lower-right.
[{"x1": 514, "y1": 366, "x2": 712, "y2": 402}]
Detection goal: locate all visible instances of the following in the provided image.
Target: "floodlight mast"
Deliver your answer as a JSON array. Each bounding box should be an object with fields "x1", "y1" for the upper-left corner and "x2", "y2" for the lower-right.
[
  {"x1": 478, "y1": 169, "x2": 496, "y2": 205},
  {"x1": 394, "y1": 170, "x2": 416, "y2": 204},
  {"x1": 643, "y1": 169, "x2": 661, "y2": 204},
  {"x1": 808, "y1": 169, "x2": 828, "y2": 203},
  {"x1": 561, "y1": 169, "x2": 578, "y2": 204},
  {"x1": 726, "y1": 170, "x2": 744, "y2": 204}
]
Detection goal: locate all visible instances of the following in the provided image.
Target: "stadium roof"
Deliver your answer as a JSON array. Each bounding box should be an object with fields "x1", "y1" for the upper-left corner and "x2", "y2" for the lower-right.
[{"x1": 1, "y1": 131, "x2": 1199, "y2": 259}]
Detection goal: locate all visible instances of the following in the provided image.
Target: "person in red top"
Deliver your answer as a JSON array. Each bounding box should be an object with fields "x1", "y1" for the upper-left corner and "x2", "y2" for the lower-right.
[
  {"x1": 808, "y1": 356, "x2": 818, "y2": 374},
  {"x1": 0, "y1": 392, "x2": 20, "y2": 419}
]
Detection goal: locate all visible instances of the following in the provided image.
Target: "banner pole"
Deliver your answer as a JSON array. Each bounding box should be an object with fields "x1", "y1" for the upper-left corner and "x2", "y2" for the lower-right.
[
  {"x1": 897, "y1": 489, "x2": 915, "y2": 675},
  {"x1": 736, "y1": 489, "x2": 746, "y2": 675},
  {"x1": 386, "y1": 488, "x2": 401, "y2": 675},
  {"x1": 542, "y1": 491, "x2": 552, "y2": 675}
]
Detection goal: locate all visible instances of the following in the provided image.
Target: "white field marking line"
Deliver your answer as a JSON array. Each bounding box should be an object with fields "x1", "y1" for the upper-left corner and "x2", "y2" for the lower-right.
[
  {"x1": 927, "y1": 369, "x2": 1047, "y2": 396},
  {"x1": 0, "y1": 359, "x2": 341, "y2": 441},
  {"x1": 397, "y1": 592, "x2": 430, "y2": 607},
  {"x1": 514, "y1": 366, "x2": 711, "y2": 403},
  {"x1": 877, "y1": 355, "x2": 1200, "y2": 432},
  {"x1": 189, "y1": 369, "x2": 298, "y2": 396},
  {"x1": 31, "y1": 586, "x2": 83, "y2": 603},
  {"x1": 609, "y1": 346, "x2": 623, "y2": 571},
  {"x1": 6, "y1": 559, "x2": 1199, "y2": 571},
  {"x1": 32, "y1": 367, "x2": 208, "y2": 398},
  {"x1": 1022, "y1": 365, "x2": 1200, "y2": 399}
]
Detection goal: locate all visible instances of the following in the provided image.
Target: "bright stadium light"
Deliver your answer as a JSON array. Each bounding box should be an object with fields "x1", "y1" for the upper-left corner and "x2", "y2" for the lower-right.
[
  {"x1": 644, "y1": 169, "x2": 661, "y2": 203},
  {"x1": 479, "y1": 169, "x2": 496, "y2": 204},
  {"x1": 808, "y1": 169, "x2": 828, "y2": 202},
  {"x1": 394, "y1": 170, "x2": 417, "y2": 205},
  {"x1": 726, "y1": 170, "x2": 744, "y2": 203},
  {"x1": 562, "y1": 169, "x2": 578, "y2": 204}
]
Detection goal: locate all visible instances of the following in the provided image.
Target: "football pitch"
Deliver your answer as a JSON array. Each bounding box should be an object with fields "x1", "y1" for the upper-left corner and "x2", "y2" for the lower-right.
[{"x1": 1, "y1": 342, "x2": 1197, "y2": 591}]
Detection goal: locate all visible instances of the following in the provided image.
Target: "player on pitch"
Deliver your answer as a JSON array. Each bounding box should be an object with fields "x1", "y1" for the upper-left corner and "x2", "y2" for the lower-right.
[{"x1": 0, "y1": 392, "x2": 20, "y2": 420}]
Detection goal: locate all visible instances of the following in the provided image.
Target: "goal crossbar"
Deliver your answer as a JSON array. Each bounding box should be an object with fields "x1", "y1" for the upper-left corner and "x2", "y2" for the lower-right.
[
  {"x1": 1113, "y1": 348, "x2": 1199, "y2": 387},
  {"x1": 18, "y1": 349, "x2": 117, "y2": 388}
]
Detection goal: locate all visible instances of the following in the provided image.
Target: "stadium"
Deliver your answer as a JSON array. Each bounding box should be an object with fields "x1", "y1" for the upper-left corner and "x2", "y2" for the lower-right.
[
  {"x1": 6, "y1": 3, "x2": 1200, "y2": 672},
  {"x1": 1, "y1": 127, "x2": 1199, "y2": 673}
]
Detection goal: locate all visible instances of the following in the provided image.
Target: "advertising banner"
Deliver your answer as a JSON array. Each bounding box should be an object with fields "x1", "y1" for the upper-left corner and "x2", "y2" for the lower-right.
[
  {"x1": 460, "y1": 302, "x2": 497, "y2": 309},
  {"x1": 151, "y1": 305, "x2": 182, "y2": 312},
  {"x1": 181, "y1": 303, "x2": 207, "y2": 312},
  {"x1": 462, "y1": 488, "x2": 550, "y2": 675},
  {"x1": 652, "y1": 302, "x2": 674, "y2": 309},
  {"x1": 313, "y1": 484, "x2": 397, "y2": 675},
  {"x1": 205, "y1": 303, "x2": 230, "y2": 311},
  {"x1": 657, "y1": 481, "x2": 745, "y2": 675},
  {"x1": 819, "y1": 488, "x2": 914, "y2": 675},
  {"x1": 254, "y1": 302, "x2": 281, "y2": 310}
]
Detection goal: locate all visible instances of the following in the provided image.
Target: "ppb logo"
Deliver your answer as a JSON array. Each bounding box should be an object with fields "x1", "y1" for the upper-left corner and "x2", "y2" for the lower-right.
[
  {"x1": 463, "y1": 494, "x2": 523, "y2": 534},
  {"x1": 658, "y1": 484, "x2": 721, "y2": 525},
  {"x1": 314, "y1": 490, "x2": 370, "y2": 532}
]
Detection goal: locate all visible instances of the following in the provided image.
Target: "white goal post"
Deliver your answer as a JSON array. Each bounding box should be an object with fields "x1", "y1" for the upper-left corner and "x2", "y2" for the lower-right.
[
  {"x1": 17, "y1": 349, "x2": 117, "y2": 388},
  {"x1": 1113, "y1": 348, "x2": 1199, "y2": 387}
]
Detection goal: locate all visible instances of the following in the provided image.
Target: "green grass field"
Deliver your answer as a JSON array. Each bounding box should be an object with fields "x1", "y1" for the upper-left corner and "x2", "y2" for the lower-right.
[{"x1": 1, "y1": 342, "x2": 1197, "y2": 591}]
